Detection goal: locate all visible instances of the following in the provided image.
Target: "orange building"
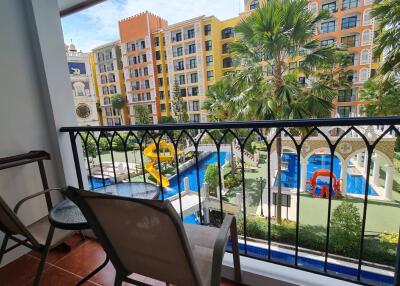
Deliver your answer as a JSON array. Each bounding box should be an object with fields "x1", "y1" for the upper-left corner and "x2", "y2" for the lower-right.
[{"x1": 119, "y1": 12, "x2": 168, "y2": 124}]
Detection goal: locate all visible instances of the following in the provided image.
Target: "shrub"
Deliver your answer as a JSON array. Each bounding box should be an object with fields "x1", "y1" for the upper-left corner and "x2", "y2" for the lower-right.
[
  {"x1": 111, "y1": 94, "x2": 126, "y2": 110},
  {"x1": 379, "y1": 232, "x2": 399, "y2": 244},
  {"x1": 224, "y1": 174, "x2": 241, "y2": 189},
  {"x1": 204, "y1": 164, "x2": 218, "y2": 196},
  {"x1": 330, "y1": 201, "x2": 362, "y2": 256}
]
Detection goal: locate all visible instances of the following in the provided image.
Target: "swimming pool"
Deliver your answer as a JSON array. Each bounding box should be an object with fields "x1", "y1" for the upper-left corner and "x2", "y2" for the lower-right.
[
  {"x1": 88, "y1": 176, "x2": 112, "y2": 189},
  {"x1": 275, "y1": 153, "x2": 378, "y2": 196},
  {"x1": 161, "y1": 151, "x2": 228, "y2": 199}
]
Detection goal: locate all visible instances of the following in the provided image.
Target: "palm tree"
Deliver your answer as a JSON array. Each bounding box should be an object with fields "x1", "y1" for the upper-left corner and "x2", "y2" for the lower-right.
[
  {"x1": 372, "y1": 0, "x2": 400, "y2": 75},
  {"x1": 226, "y1": 0, "x2": 346, "y2": 223}
]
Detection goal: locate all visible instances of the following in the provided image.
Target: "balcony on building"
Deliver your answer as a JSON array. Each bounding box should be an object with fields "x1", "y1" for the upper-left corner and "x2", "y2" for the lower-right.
[{"x1": 0, "y1": 1, "x2": 399, "y2": 286}]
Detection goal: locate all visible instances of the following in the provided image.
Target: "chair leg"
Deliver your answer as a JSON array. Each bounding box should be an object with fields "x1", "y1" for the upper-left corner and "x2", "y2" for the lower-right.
[
  {"x1": 33, "y1": 225, "x2": 55, "y2": 286},
  {"x1": 114, "y1": 273, "x2": 123, "y2": 286},
  {"x1": 230, "y1": 217, "x2": 242, "y2": 284},
  {"x1": 0, "y1": 234, "x2": 9, "y2": 265}
]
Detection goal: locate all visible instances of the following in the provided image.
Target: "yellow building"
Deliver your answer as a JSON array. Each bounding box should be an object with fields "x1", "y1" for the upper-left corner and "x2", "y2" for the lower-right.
[{"x1": 92, "y1": 41, "x2": 129, "y2": 126}]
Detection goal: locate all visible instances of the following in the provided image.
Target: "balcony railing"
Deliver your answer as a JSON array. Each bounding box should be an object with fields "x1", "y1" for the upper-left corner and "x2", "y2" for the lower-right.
[{"x1": 60, "y1": 117, "x2": 400, "y2": 286}]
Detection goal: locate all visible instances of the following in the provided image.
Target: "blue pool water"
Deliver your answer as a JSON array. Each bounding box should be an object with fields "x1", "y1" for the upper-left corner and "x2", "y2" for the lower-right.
[
  {"x1": 161, "y1": 152, "x2": 228, "y2": 200},
  {"x1": 275, "y1": 153, "x2": 378, "y2": 196},
  {"x1": 88, "y1": 177, "x2": 112, "y2": 189}
]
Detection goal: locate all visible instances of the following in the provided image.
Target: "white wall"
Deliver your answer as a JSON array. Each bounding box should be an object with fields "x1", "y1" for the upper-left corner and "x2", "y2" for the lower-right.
[{"x1": 0, "y1": 0, "x2": 80, "y2": 265}]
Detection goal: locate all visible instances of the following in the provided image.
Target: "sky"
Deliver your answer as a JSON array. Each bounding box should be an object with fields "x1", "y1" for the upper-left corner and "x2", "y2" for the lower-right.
[{"x1": 61, "y1": 0, "x2": 244, "y2": 52}]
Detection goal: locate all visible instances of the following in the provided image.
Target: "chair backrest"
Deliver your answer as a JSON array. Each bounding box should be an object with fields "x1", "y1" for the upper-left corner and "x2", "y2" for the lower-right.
[
  {"x1": 64, "y1": 187, "x2": 202, "y2": 286},
  {"x1": 0, "y1": 196, "x2": 40, "y2": 247}
]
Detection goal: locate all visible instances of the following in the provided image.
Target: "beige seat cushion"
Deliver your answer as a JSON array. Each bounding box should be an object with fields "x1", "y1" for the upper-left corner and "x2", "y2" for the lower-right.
[
  {"x1": 27, "y1": 216, "x2": 73, "y2": 247},
  {"x1": 184, "y1": 224, "x2": 221, "y2": 286}
]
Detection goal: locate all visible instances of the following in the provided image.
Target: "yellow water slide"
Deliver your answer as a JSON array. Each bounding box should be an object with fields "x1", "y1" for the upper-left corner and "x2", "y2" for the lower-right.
[{"x1": 143, "y1": 140, "x2": 181, "y2": 187}]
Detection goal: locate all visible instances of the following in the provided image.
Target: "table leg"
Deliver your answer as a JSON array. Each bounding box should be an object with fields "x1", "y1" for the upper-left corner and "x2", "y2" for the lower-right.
[{"x1": 76, "y1": 256, "x2": 109, "y2": 286}]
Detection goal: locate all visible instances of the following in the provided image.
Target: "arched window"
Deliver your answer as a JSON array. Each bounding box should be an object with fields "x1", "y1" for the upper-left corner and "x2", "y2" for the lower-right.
[
  {"x1": 100, "y1": 75, "x2": 107, "y2": 84},
  {"x1": 108, "y1": 73, "x2": 116, "y2": 83},
  {"x1": 104, "y1": 96, "x2": 111, "y2": 105},
  {"x1": 308, "y1": 2, "x2": 318, "y2": 15},
  {"x1": 221, "y1": 28, "x2": 234, "y2": 39},
  {"x1": 223, "y1": 57, "x2": 233, "y2": 68},
  {"x1": 363, "y1": 9, "x2": 372, "y2": 25},
  {"x1": 222, "y1": 43, "x2": 229, "y2": 54},
  {"x1": 359, "y1": 68, "x2": 369, "y2": 82},
  {"x1": 102, "y1": 86, "x2": 109, "y2": 95},
  {"x1": 360, "y1": 49, "x2": 370, "y2": 65},
  {"x1": 361, "y1": 29, "x2": 372, "y2": 46},
  {"x1": 73, "y1": 81, "x2": 85, "y2": 96},
  {"x1": 109, "y1": 85, "x2": 117, "y2": 94}
]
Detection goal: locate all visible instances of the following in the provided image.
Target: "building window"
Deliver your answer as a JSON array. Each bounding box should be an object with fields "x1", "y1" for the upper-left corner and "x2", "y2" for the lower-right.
[
  {"x1": 161, "y1": 104, "x2": 166, "y2": 112},
  {"x1": 206, "y1": 55, "x2": 213, "y2": 66},
  {"x1": 348, "y1": 53, "x2": 359, "y2": 65},
  {"x1": 188, "y1": 44, "x2": 196, "y2": 54},
  {"x1": 156, "y1": 51, "x2": 161, "y2": 61},
  {"x1": 158, "y1": 78, "x2": 163, "y2": 87},
  {"x1": 192, "y1": 114, "x2": 201, "y2": 122},
  {"x1": 190, "y1": 87, "x2": 198, "y2": 96},
  {"x1": 100, "y1": 75, "x2": 107, "y2": 84},
  {"x1": 106, "y1": 118, "x2": 113, "y2": 125},
  {"x1": 363, "y1": 9, "x2": 372, "y2": 25},
  {"x1": 337, "y1": 106, "x2": 352, "y2": 117},
  {"x1": 359, "y1": 68, "x2": 369, "y2": 82},
  {"x1": 321, "y1": 38, "x2": 335, "y2": 46},
  {"x1": 223, "y1": 57, "x2": 233, "y2": 68},
  {"x1": 338, "y1": 89, "x2": 354, "y2": 102},
  {"x1": 204, "y1": 24, "x2": 211, "y2": 36},
  {"x1": 179, "y1": 75, "x2": 185, "y2": 85},
  {"x1": 104, "y1": 97, "x2": 111, "y2": 105},
  {"x1": 342, "y1": 0, "x2": 358, "y2": 9},
  {"x1": 187, "y1": 29, "x2": 195, "y2": 39},
  {"x1": 289, "y1": 62, "x2": 297, "y2": 72},
  {"x1": 221, "y1": 28, "x2": 234, "y2": 39},
  {"x1": 145, "y1": 80, "x2": 150, "y2": 89},
  {"x1": 250, "y1": 0, "x2": 259, "y2": 10},
  {"x1": 341, "y1": 35, "x2": 358, "y2": 47},
  {"x1": 321, "y1": 1, "x2": 337, "y2": 13},
  {"x1": 190, "y1": 73, "x2": 198, "y2": 83},
  {"x1": 154, "y1": 37, "x2": 160, "y2": 47},
  {"x1": 108, "y1": 74, "x2": 116, "y2": 83},
  {"x1": 341, "y1": 16, "x2": 358, "y2": 29},
  {"x1": 189, "y1": 58, "x2": 197, "y2": 69},
  {"x1": 180, "y1": 88, "x2": 187, "y2": 97},
  {"x1": 298, "y1": 77, "x2": 306, "y2": 86},
  {"x1": 175, "y1": 32, "x2": 182, "y2": 42},
  {"x1": 142, "y1": 54, "x2": 147, "y2": 63},
  {"x1": 360, "y1": 49, "x2": 370, "y2": 65},
  {"x1": 160, "y1": 91, "x2": 164, "y2": 100},
  {"x1": 321, "y1": 20, "x2": 336, "y2": 33},
  {"x1": 205, "y1": 40, "x2": 212, "y2": 51},
  {"x1": 177, "y1": 61, "x2": 184, "y2": 71},
  {"x1": 157, "y1": 64, "x2": 162, "y2": 73},
  {"x1": 222, "y1": 43, "x2": 229, "y2": 54},
  {"x1": 361, "y1": 29, "x2": 372, "y2": 45},
  {"x1": 127, "y1": 42, "x2": 135, "y2": 52},
  {"x1": 109, "y1": 85, "x2": 117, "y2": 94},
  {"x1": 207, "y1": 70, "x2": 214, "y2": 81},
  {"x1": 190, "y1": 100, "x2": 200, "y2": 111},
  {"x1": 176, "y1": 47, "x2": 183, "y2": 57},
  {"x1": 140, "y1": 40, "x2": 145, "y2": 49},
  {"x1": 102, "y1": 86, "x2": 109, "y2": 95}
]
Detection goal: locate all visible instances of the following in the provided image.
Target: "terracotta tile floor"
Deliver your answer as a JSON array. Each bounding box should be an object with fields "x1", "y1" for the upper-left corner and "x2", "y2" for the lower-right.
[{"x1": 0, "y1": 234, "x2": 243, "y2": 286}]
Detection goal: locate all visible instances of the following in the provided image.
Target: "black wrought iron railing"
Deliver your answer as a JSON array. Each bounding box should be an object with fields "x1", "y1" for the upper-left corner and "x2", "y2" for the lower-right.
[{"x1": 60, "y1": 117, "x2": 400, "y2": 286}]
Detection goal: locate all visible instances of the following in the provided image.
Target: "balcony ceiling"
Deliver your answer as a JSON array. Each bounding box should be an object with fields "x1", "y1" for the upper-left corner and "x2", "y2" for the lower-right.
[{"x1": 58, "y1": 0, "x2": 105, "y2": 17}]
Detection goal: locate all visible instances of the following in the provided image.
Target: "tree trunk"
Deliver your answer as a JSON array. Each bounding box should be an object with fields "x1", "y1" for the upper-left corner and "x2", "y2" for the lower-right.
[{"x1": 276, "y1": 131, "x2": 283, "y2": 224}]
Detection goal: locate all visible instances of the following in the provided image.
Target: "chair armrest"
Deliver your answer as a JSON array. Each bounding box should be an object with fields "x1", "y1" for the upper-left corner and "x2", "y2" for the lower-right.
[
  {"x1": 14, "y1": 188, "x2": 62, "y2": 214},
  {"x1": 210, "y1": 215, "x2": 242, "y2": 286}
]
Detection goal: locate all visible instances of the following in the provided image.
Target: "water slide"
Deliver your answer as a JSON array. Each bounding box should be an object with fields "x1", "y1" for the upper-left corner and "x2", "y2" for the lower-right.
[{"x1": 143, "y1": 140, "x2": 180, "y2": 187}]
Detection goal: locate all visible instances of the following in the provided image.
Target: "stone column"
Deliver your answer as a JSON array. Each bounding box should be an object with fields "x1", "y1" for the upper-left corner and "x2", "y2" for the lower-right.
[
  {"x1": 363, "y1": 151, "x2": 369, "y2": 175},
  {"x1": 301, "y1": 160, "x2": 308, "y2": 192},
  {"x1": 372, "y1": 154, "x2": 380, "y2": 186},
  {"x1": 384, "y1": 164, "x2": 394, "y2": 200},
  {"x1": 340, "y1": 161, "x2": 347, "y2": 196}
]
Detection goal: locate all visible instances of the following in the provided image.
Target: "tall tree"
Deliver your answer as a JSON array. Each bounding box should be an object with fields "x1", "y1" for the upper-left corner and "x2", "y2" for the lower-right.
[
  {"x1": 372, "y1": 0, "x2": 400, "y2": 75},
  {"x1": 215, "y1": 0, "x2": 345, "y2": 223},
  {"x1": 111, "y1": 94, "x2": 126, "y2": 110},
  {"x1": 359, "y1": 74, "x2": 400, "y2": 116},
  {"x1": 171, "y1": 79, "x2": 189, "y2": 123},
  {"x1": 134, "y1": 105, "x2": 151, "y2": 125}
]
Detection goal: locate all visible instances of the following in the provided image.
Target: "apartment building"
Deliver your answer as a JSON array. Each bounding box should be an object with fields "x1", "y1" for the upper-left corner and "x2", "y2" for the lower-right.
[
  {"x1": 244, "y1": 0, "x2": 376, "y2": 117},
  {"x1": 119, "y1": 12, "x2": 168, "y2": 124},
  {"x1": 66, "y1": 43, "x2": 99, "y2": 126},
  {"x1": 92, "y1": 41, "x2": 128, "y2": 126}
]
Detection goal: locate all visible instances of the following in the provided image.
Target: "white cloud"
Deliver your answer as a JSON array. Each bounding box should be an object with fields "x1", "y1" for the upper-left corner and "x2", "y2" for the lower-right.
[{"x1": 62, "y1": 0, "x2": 243, "y2": 52}]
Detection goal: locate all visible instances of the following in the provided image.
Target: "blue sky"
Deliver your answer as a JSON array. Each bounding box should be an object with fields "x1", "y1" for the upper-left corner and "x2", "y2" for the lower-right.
[{"x1": 61, "y1": 0, "x2": 244, "y2": 52}]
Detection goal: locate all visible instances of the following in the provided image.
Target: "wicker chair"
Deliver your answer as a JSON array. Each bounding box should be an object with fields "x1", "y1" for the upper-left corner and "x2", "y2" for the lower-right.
[{"x1": 64, "y1": 186, "x2": 242, "y2": 286}]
